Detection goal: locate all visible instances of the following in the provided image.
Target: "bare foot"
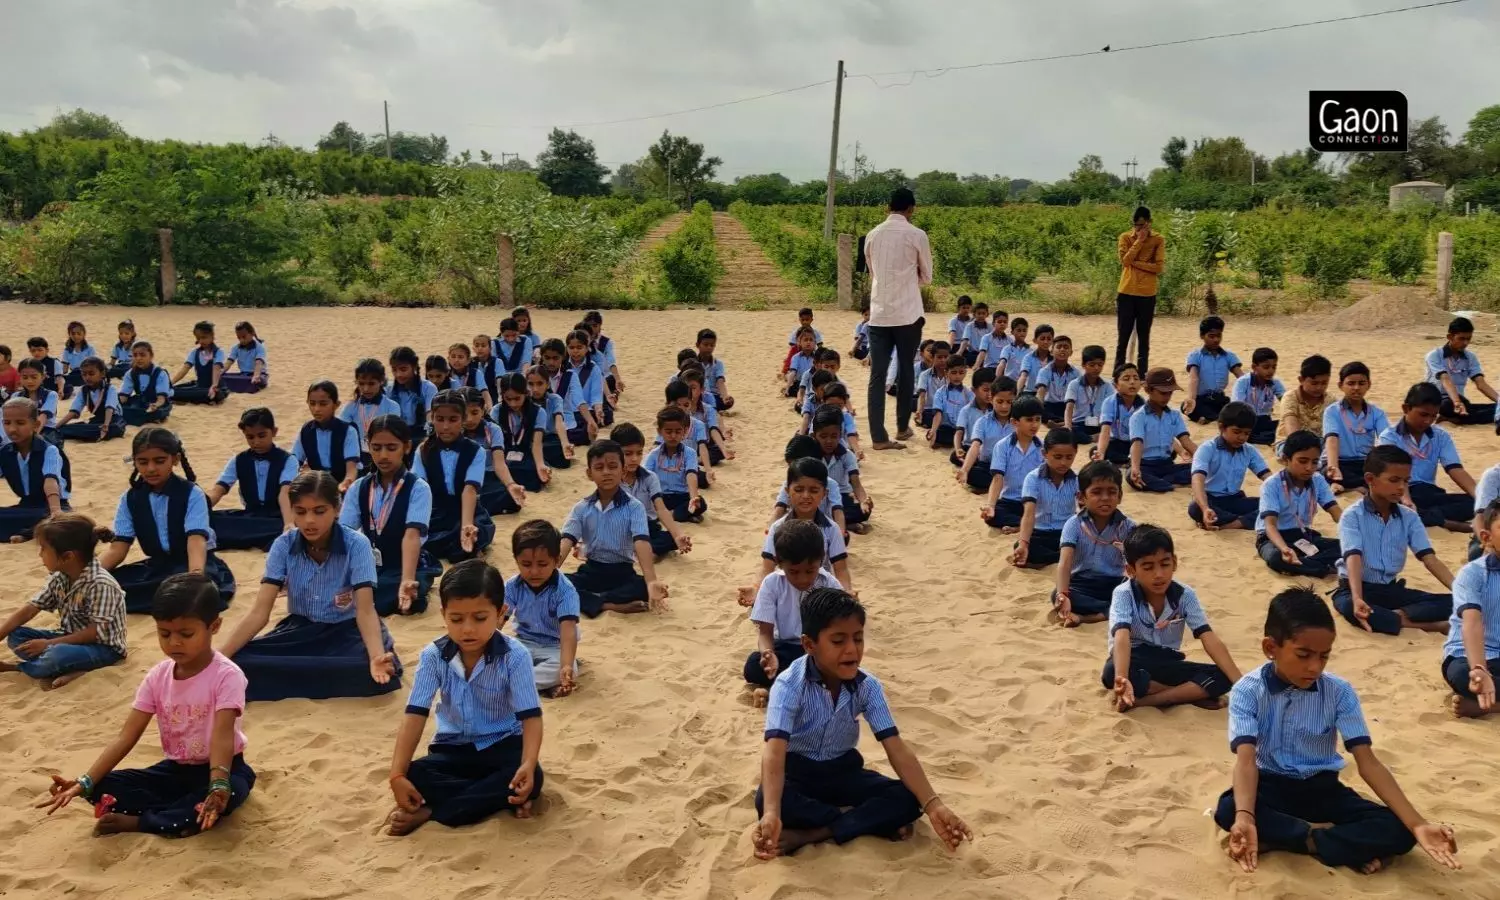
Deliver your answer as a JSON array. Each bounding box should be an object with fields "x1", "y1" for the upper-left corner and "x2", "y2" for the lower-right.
[
  {"x1": 1058, "y1": 612, "x2": 1083, "y2": 628},
  {"x1": 43, "y1": 672, "x2": 86, "y2": 691},
  {"x1": 886, "y1": 824, "x2": 915, "y2": 841},
  {"x1": 387, "y1": 806, "x2": 432, "y2": 836},
  {"x1": 1452, "y1": 695, "x2": 1492, "y2": 718},
  {"x1": 1360, "y1": 857, "x2": 1389, "y2": 875},
  {"x1": 94, "y1": 813, "x2": 141, "y2": 835},
  {"x1": 848, "y1": 522, "x2": 870, "y2": 535},
  {"x1": 0, "y1": 661, "x2": 20, "y2": 674},
  {"x1": 872, "y1": 440, "x2": 906, "y2": 451},
  {"x1": 602, "y1": 601, "x2": 650, "y2": 614},
  {"x1": 1395, "y1": 611, "x2": 1449, "y2": 634},
  {"x1": 778, "y1": 826, "x2": 833, "y2": 856},
  {"x1": 752, "y1": 688, "x2": 769, "y2": 708},
  {"x1": 999, "y1": 526, "x2": 1019, "y2": 534},
  {"x1": 513, "y1": 800, "x2": 535, "y2": 819}
]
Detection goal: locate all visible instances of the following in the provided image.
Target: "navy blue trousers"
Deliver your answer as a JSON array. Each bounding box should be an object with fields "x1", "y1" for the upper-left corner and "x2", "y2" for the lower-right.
[
  {"x1": 646, "y1": 518, "x2": 678, "y2": 557},
  {"x1": 1257, "y1": 529, "x2": 1341, "y2": 578},
  {"x1": 1409, "y1": 481, "x2": 1473, "y2": 527},
  {"x1": 1187, "y1": 491, "x2": 1260, "y2": 530},
  {"x1": 1101, "y1": 643, "x2": 1232, "y2": 699},
  {"x1": 373, "y1": 563, "x2": 440, "y2": 617},
  {"x1": 96, "y1": 755, "x2": 255, "y2": 838},
  {"x1": 1443, "y1": 655, "x2": 1500, "y2": 697},
  {"x1": 1214, "y1": 771, "x2": 1415, "y2": 870},
  {"x1": 660, "y1": 491, "x2": 706, "y2": 522},
  {"x1": 755, "y1": 749, "x2": 921, "y2": 846},
  {"x1": 1133, "y1": 457, "x2": 1191, "y2": 493},
  {"x1": 232, "y1": 615, "x2": 402, "y2": 702},
  {"x1": 1186, "y1": 391, "x2": 1229, "y2": 424},
  {"x1": 985, "y1": 497, "x2": 1025, "y2": 529},
  {"x1": 567, "y1": 560, "x2": 646, "y2": 617},
  {"x1": 1057, "y1": 572, "x2": 1124, "y2": 616},
  {"x1": 1332, "y1": 579, "x2": 1452, "y2": 636},
  {"x1": 743, "y1": 639, "x2": 804, "y2": 688},
  {"x1": 1249, "y1": 414, "x2": 1276, "y2": 446},
  {"x1": 407, "y1": 737, "x2": 543, "y2": 827},
  {"x1": 1019, "y1": 529, "x2": 1062, "y2": 568}
]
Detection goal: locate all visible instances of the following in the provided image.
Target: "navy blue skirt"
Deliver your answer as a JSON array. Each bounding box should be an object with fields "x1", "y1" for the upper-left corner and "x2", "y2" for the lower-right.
[
  {"x1": 0, "y1": 500, "x2": 62, "y2": 542},
  {"x1": 210, "y1": 509, "x2": 284, "y2": 552},
  {"x1": 374, "y1": 561, "x2": 441, "y2": 617},
  {"x1": 507, "y1": 452, "x2": 545, "y2": 492},
  {"x1": 424, "y1": 499, "x2": 496, "y2": 564},
  {"x1": 121, "y1": 404, "x2": 172, "y2": 427},
  {"x1": 542, "y1": 434, "x2": 572, "y2": 469},
  {"x1": 233, "y1": 615, "x2": 402, "y2": 702},
  {"x1": 57, "y1": 419, "x2": 126, "y2": 442},
  {"x1": 479, "y1": 471, "x2": 523, "y2": 516},
  {"x1": 172, "y1": 382, "x2": 227, "y2": 405},
  {"x1": 116, "y1": 554, "x2": 236, "y2": 614}
]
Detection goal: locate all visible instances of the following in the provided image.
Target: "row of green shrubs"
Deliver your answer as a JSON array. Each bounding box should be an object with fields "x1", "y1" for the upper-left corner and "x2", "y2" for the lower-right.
[{"x1": 644, "y1": 201, "x2": 720, "y2": 303}]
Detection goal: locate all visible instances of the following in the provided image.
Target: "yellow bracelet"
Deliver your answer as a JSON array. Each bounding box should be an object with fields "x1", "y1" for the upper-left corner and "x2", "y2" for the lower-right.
[{"x1": 921, "y1": 795, "x2": 942, "y2": 813}]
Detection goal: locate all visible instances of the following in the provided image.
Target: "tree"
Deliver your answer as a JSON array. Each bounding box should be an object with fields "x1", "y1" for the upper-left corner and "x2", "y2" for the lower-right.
[
  {"x1": 536, "y1": 128, "x2": 609, "y2": 197},
  {"x1": 35, "y1": 108, "x2": 127, "y2": 141},
  {"x1": 1183, "y1": 137, "x2": 1266, "y2": 183},
  {"x1": 498, "y1": 156, "x2": 534, "y2": 173},
  {"x1": 1161, "y1": 136, "x2": 1187, "y2": 172},
  {"x1": 1464, "y1": 105, "x2": 1500, "y2": 148},
  {"x1": 1069, "y1": 154, "x2": 1117, "y2": 201},
  {"x1": 913, "y1": 170, "x2": 970, "y2": 206},
  {"x1": 387, "y1": 132, "x2": 449, "y2": 166},
  {"x1": 317, "y1": 121, "x2": 367, "y2": 155},
  {"x1": 732, "y1": 173, "x2": 792, "y2": 205},
  {"x1": 612, "y1": 161, "x2": 649, "y2": 200},
  {"x1": 1345, "y1": 115, "x2": 1454, "y2": 184},
  {"x1": 645, "y1": 131, "x2": 722, "y2": 206}
]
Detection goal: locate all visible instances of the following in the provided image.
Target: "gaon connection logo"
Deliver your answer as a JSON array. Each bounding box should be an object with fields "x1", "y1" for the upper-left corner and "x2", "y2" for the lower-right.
[{"x1": 1309, "y1": 91, "x2": 1408, "y2": 151}]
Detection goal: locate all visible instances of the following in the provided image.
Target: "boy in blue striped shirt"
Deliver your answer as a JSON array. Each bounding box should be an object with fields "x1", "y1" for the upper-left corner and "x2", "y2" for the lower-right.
[
  {"x1": 1011, "y1": 428, "x2": 1079, "y2": 568},
  {"x1": 923, "y1": 356, "x2": 971, "y2": 450},
  {"x1": 1217, "y1": 587, "x2": 1458, "y2": 874},
  {"x1": 1033, "y1": 334, "x2": 1078, "y2": 424},
  {"x1": 1106, "y1": 525, "x2": 1240, "y2": 712},
  {"x1": 645, "y1": 406, "x2": 706, "y2": 523},
  {"x1": 1376, "y1": 382, "x2": 1475, "y2": 531},
  {"x1": 1063, "y1": 345, "x2": 1108, "y2": 444},
  {"x1": 503, "y1": 520, "x2": 580, "y2": 697},
  {"x1": 955, "y1": 376, "x2": 1015, "y2": 492},
  {"x1": 560, "y1": 440, "x2": 668, "y2": 616},
  {"x1": 1182, "y1": 315, "x2": 1242, "y2": 424},
  {"x1": 982, "y1": 396, "x2": 1045, "y2": 531},
  {"x1": 1322, "y1": 362, "x2": 1388, "y2": 494},
  {"x1": 1189, "y1": 402, "x2": 1270, "y2": 531},
  {"x1": 1446, "y1": 500, "x2": 1500, "y2": 718},
  {"x1": 1229, "y1": 348, "x2": 1284, "y2": 446},
  {"x1": 1128, "y1": 367, "x2": 1197, "y2": 493},
  {"x1": 950, "y1": 368, "x2": 994, "y2": 467},
  {"x1": 387, "y1": 560, "x2": 544, "y2": 834},
  {"x1": 753, "y1": 588, "x2": 972, "y2": 859},
  {"x1": 1257, "y1": 430, "x2": 1343, "y2": 578},
  {"x1": 1055, "y1": 461, "x2": 1135, "y2": 626}
]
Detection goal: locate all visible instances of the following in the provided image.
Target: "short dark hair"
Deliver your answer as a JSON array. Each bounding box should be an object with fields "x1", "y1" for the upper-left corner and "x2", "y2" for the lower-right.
[
  {"x1": 1080, "y1": 344, "x2": 1106, "y2": 364},
  {"x1": 238, "y1": 407, "x2": 276, "y2": 430},
  {"x1": 972, "y1": 301, "x2": 989, "y2": 313},
  {"x1": 696, "y1": 328, "x2": 717, "y2": 344},
  {"x1": 798, "y1": 307, "x2": 814, "y2": 318},
  {"x1": 656, "y1": 405, "x2": 692, "y2": 429},
  {"x1": 956, "y1": 295, "x2": 973, "y2": 309},
  {"x1": 811, "y1": 405, "x2": 844, "y2": 434},
  {"x1": 1078, "y1": 460, "x2": 1122, "y2": 491},
  {"x1": 288, "y1": 471, "x2": 341, "y2": 506},
  {"x1": 587, "y1": 439, "x2": 625, "y2": 467},
  {"x1": 971, "y1": 367, "x2": 996, "y2": 390},
  {"x1": 992, "y1": 375, "x2": 1018, "y2": 396},
  {"x1": 1218, "y1": 401, "x2": 1256, "y2": 430},
  {"x1": 1043, "y1": 427, "x2": 1078, "y2": 452},
  {"x1": 946, "y1": 355, "x2": 969, "y2": 371},
  {"x1": 1299, "y1": 355, "x2": 1332, "y2": 379},
  {"x1": 823, "y1": 382, "x2": 850, "y2": 403},
  {"x1": 1339, "y1": 361, "x2": 1371, "y2": 383},
  {"x1": 511, "y1": 519, "x2": 561, "y2": 559},
  {"x1": 787, "y1": 456, "x2": 829, "y2": 486},
  {"x1": 1011, "y1": 396, "x2": 1044, "y2": 420},
  {"x1": 499, "y1": 318, "x2": 519, "y2": 333},
  {"x1": 1280, "y1": 430, "x2": 1321, "y2": 460},
  {"x1": 784, "y1": 434, "x2": 821, "y2": 462},
  {"x1": 1033, "y1": 324, "x2": 1054, "y2": 339},
  {"x1": 991, "y1": 308, "x2": 1008, "y2": 321},
  {"x1": 439, "y1": 558, "x2": 504, "y2": 608},
  {"x1": 811, "y1": 369, "x2": 838, "y2": 390},
  {"x1": 1113, "y1": 362, "x2": 1139, "y2": 382},
  {"x1": 677, "y1": 348, "x2": 698, "y2": 367},
  {"x1": 801, "y1": 587, "x2": 866, "y2": 639},
  {"x1": 1011, "y1": 317, "x2": 1029, "y2": 332},
  {"x1": 1448, "y1": 316, "x2": 1475, "y2": 336},
  {"x1": 889, "y1": 187, "x2": 916, "y2": 212},
  {"x1": 1199, "y1": 315, "x2": 1225, "y2": 336},
  {"x1": 1132, "y1": 205, "x2": 1152, "y2": 223},
  {"x1": 1364, "y1": 444, "x2": 1412, "y2": 476},
  {"x1": 665, "y1": 380, "x2": 692, "y2": 403},
  {"x1": 1404, "y1": 382, "x2": 1442, "y2": 408},
  {"x1": 1123, "y1": 523, "x2": 1174, "y2": 563},
  {"x1": 1251, "y1": 347, "x2": 1278, "y2": 366},
  {"x1": 772, "y1": 519, "x2": 825, "y2": 565},
  {"x1": 609, "y1": 422, "x2": 645, "y2": 448},
  {"x1": 1264, "y1": 586, "x2": 1334, "y2": 642},
  {"x1": 307, "y1": 379, "x2": 340, "y2": 403},
  {"x1": 151, "y1": 572, "x2": 225, "y2": 623},
  {"x1": 1050, "y1": 334, "x2": 1072, "y2": 348},
  {"x1": 26, "y1": 336, "x2": 47, "y2": 350},
  {"x1": 1479, "y1": 499, "x2": 1500, "y2": 531}
]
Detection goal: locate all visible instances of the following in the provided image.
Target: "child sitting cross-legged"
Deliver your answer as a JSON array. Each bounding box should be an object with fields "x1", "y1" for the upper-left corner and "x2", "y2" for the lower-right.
[
  {"x1": 1010, "y1": 428, "x2": 1079, "y2": 569},
  {"x1": 1054, "y1": 461, "x2": 1135, "y2": 627},
  {"x1": 1188, "y1": 401, "x2": 1271, "y2": 531},
  {"x1": 1105, "y1": 524, "x2": 1241, "y2": 712},
  {"x1": 612, "y1": 423, "x2": 692, "y2": 559},
  {"x1": 386, "y1": 560, "x2": 544, "y2": 835},
  {"x1": 741, "y1": 519, "x2": 841, "y2": 705},
  {"x1": 560, "y1": 440, "x2": 669, "y2": 616},
  {"x1": 753, "y1": 588, "x2": 972, "y2": 859},
  {"x1": 1256, "y1": 430, "x2": 1343, "y2": 579},
  {"x1": 503, "y1": 520, "x2": 580, "y2": 698}
]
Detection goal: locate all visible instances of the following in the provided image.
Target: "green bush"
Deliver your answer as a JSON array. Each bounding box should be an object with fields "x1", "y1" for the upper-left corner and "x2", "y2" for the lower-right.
[
  {"x1": 1378, "y1": 229, "x2": 1425, "y2": 283},
  {"x1": 985, "y1": 253, "x2": 1038, "y2": 296},
  {"x1": 652, "y1": 201, "x2": 720, "y2": 303},
  {"x1": 1303, "y1": 232, "x2": 1369, "y2": 298}
]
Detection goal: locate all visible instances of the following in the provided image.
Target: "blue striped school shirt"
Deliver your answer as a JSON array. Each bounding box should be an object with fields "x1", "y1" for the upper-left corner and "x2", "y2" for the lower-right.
[
  {"x1": 112, "y1": 484, "x2": 213, "y2": 549},
  {"x1": 61, "y1": 344, "x2": 97, "y2": 371},
  {"x1": 261, "y1": 524, "x2": 378, "y2": 623},
  {"x1": 787, "y1": 351, "x2": 816, "y2": 383},
  {"x1": 917, "y1": 367, "x2": 947, "y2": 399},
  {"x1": 946, "y1": 315, "x2": 971, "y2": 343},
  {"x1": 990, "y1": 434, "x2": 1045, "y2": 500},
  {"x1": 1426, "y1": 346, "x2": 1483, "y2": 394},
  {"x1": 1375, "y1": 422, "x2": 1461, "y2": 487},
  {"x1": 763, "y1": 512, "x2": 847, "y2": 567},
  {"x1": 1017, "y1": 350, "x2": 1050, "y2": 387},
  {"x1": 1021, "y1": 469, "x2": 1079, "y2": 532},
  {"x1": 764, "y1": 655, "x2": 898, "y2": 762},
  {"x1": 1108, "y1": 580, "x2": 1212, "y2": 651},
  {"x1": 961, "y1": 319, "x2": 989, "y2": 349},
  {"x1": 1445, "y1": 557, "x2": 1500, "y2": 661},
  {"x1": 552, "y1": 365, "x2": 602, "y2": 412},
  {"x1": 503, "y1": 573, "x2": 581, "y2": 647},
  {"x1": 1064, "y1": 377, "x2": 1109, "y2": 425},
  {"x1": 1321, "y1": 400, "x2": 1388, "y2": 460},
  {"x1": 693, "y1": 401, "x2": 721, "y2": 433},
  {"x1": 821, "y1": 445, "x2": 859, "y2": 498},
  {"x1": 118, "y1": 367, "x2": 174, "y2": 400},
  {"x1": 405, "y1": 633, "x2": 541, "y2": 750},
  {"x1": 774, "y1": 478, "x2": 842, "y2": 521},
  {"x1": 491, "y1": 338, "x2": 530, "y2": 375},
  {"x1": 930, "y1": 383, "x2": 973, "y2": 424},
  {"x1": 388, "y1": 378, "x2": 438, "y2": 430},
  {"x1": 465, "y1": 422, "x2": 506, "y2": 473},
  {"x1": 997, "y1": 344, "x2": 1029, "y2": 381},
  {"x1": 1034, "y1": 361, "x2": 1079, "y2": 398},
  {"x1": 215, "y1": 451, "x2": 298, "y2": 500},
  {"x1": 68, "y1": 385, "x2": 122, "y2": 417},
  {"x1": 338, "y1": 473, "x2": 433, "y2": 541},
  {"x1": 1191, "y1": 437, "x2": 1270, "y2": 495},
  {"x1": 1185, "y1": 347, "x2": 1241, "y2": 394},
  {"x1": 183, "y1": 347, "x2": 226, "y2": 369},
  {"x1": 643, "y1": 442, "x2": 699, "y2": 494},
  {"x1": 1476, "y1": 464, "x2": 1500, "y2": 510},
  {"x1": 1100, "y1": 392, "x2": 1143, "y2": 433},
  {"x1": 1336, "y1": 498, "x2": 1432, "y2": 583},
  {"x1": 1128, "y1": 405, "x2": 1189, "y2": 461},
  {"x1": 292, "y1": 421, "x2": 362, "y2": 470},
  {"x1": 338, "y1": 396, "x2": 403, "y2": 451},
  {"x1": 8, "y1": 442, "x2": 70, "y2": 499},
  {"x1": 975, "y1": 330, "x2": 1011, "y2": 361},
  {"x1": 1227, "y1": 662, "x2": 1371, "y2": 779},
  {"x1": 24, "y1": 390, "x2": 59, "y2": 422},
  {"x1": 968, "y1": 411, "x2": 1014, "y2": 462},
  {"x1": 750, "y1": 568, "x2": 841, "y2": 641},
  {"x1": 622, "y1": 467, "x2": 664, "y2": 521},
  {"x1": 412, "y1": 441, "x2": 487, "y2": 494},
  {"x1": 561, "y1": 490, "x2": 649, "y2": 565},
  {"x1": 1256, "y1": 471, "x2": 1337, "y2": 535},
  {"x1": 110, "y1": 342, "x2": 135, "y2": 367},
  {"x1": 956, "y1": 402, "x2": 987, "y2": 438},
  {"x1": 227, "y1": 341, "x2": 268, "y2": 376},
  {"x1": 1061, "y1": 511, "x2": 1135, "y2": 578},
  {"x1": 1230, "y1": 375, "x2": 1285, "y2": 416}
]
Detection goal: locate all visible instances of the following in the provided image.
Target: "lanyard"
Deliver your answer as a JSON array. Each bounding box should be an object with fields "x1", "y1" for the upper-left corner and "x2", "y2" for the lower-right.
[
  {"x1": 1081, "y1": 381, "x2": 1102, "y2": 412},
  {"x1": 1397, "y1": 428, "x2": 1431, "y2": 462},
  {"x1": 1444, "y1": 353, "x2": 1469, "y2": 377},
  {"x1": 504, "y1": 410, "x2": 524, "y2": 447},
  {"x1": 367, "y1": 476, "x2": 402, "y2": 535},
  {"x1": 1280, "y1": 475, "x2": 1317, "y2": 530},
  {"x1": 355, "y1": 399, "x2": 382, "y2": 440},
  {"x1": 1080, "y1": 516, "x2": 1124, "y2": 548},
  {"x1": 1250, "y1": 381, "x2": 1275, "y2": 412},
  {"x1": 1338, "y1": 402, "x2": 1370, "y2": 435}
]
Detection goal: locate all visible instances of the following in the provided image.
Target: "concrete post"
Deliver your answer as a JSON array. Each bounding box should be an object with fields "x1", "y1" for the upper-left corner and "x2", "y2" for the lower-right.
[
  {"x1": 158, "y1": 228, "x2": 175, "y2": 305},
  {"x1": 1436, "y1": 231, "x2": 1454, "y2": 309},
  {"x1": 497, "y1": 233, "x2": 515, "y2": 307},
  {"x1": 837, "y1": 234, "x2": 853, "y2": 310}
]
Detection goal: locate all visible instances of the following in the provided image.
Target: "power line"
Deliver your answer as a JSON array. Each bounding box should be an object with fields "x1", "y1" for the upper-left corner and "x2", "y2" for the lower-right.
[
  {"x1": 849, "y1": 0, "x2": 1469, "y2": 83},
  {"x1": 467, "y1": 78, "x2": 836, "y2": 132}
]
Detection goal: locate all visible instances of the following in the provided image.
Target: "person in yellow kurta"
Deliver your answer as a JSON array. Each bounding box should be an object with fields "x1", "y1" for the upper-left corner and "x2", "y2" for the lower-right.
[{"x1": 1114, "y1": 207, "x2": 1166, "y2": 373}]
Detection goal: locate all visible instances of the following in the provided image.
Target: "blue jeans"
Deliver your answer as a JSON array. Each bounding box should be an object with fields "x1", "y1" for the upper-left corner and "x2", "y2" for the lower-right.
[{"x1": 6, "y1": 627, "x2": 123, "y2": 679}]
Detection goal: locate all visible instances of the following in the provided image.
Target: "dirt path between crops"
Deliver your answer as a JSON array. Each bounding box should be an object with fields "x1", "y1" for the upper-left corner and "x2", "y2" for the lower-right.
[
  {"x1": 613, "y1": 211, "x2": 688, "y2": 289},
  {"x1": 711, "y1": 212, "x2": 808, "y2": 307}
]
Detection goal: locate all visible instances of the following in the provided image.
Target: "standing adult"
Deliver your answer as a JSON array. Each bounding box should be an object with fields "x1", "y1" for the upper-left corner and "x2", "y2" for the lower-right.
[
  {"x1": 1114, "y1": 206, "x2": 1166, "y2": 373},
  {"x1": 863, "y1": 188, "x2": 932, "y2": 450}
]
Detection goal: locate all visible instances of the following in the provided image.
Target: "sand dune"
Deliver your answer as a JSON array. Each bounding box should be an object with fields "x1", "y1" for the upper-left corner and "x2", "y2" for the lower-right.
[{"x1": 0, "y1": 303, "x2": 1494, "y2": 899}]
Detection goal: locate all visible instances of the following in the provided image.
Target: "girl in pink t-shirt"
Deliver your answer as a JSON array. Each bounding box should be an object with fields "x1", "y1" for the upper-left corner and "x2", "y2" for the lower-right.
[{"x1": 37, "y1": 573, "x2": 255, "y2": 837}]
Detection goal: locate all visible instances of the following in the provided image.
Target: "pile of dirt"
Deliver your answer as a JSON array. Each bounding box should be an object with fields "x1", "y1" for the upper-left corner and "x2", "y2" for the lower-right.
[{"x1": 1327, "y1": 288, "x2": 1453, "y2": 332}]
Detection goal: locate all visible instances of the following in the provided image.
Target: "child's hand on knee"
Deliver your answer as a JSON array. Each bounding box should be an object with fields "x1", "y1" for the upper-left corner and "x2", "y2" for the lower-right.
[
  {"x1": 1227, "y1": 816, "x2": 1258, "y2": 872},
  {"x1": 753, "y1": 813, "x2": 782, "y2": 860},
  {"x1": 389, "y1": 774, "x2": 424, "y2": 811},
  {"x1": 1280, "y1": 547, "x2": 1301, "y2": 567},
  {"x1": 925, "y1": 799, "x2": 973, "y2": 851},
  {"x1": 1113, "y1": 676, "x2": 1135, "y2": 712}
]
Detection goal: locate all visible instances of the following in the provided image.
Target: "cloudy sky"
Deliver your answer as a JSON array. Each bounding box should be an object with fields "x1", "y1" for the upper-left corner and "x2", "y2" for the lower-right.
[{"x1": 2, "y1": 0, "x2": 1497, "y2": 183}]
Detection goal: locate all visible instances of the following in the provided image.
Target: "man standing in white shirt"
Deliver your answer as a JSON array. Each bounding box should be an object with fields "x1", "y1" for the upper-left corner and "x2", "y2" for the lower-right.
[{"x1": 863, "y1": 188, "x2": 932, "y2": 450}]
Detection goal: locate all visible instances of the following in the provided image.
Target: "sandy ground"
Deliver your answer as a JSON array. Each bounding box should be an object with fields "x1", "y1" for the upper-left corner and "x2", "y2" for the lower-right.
[{"x1": 0, "y1": 303, "x2": 1496, "y2": 899}]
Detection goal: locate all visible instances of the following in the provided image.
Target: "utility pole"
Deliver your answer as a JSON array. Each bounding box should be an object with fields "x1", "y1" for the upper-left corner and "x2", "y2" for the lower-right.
[
  {"x1": 822, "y1": 60, "x2": 845, "y2": 241},
  {"x1": 666, "y1": 155, "x2": 675, "y2": 207},
  {"x1": 383, "y1": 100, "x2": 393, "y2": 160},
  {"x1": 1250, "y1": 154, "x2": 1256, "y2": 186}
]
